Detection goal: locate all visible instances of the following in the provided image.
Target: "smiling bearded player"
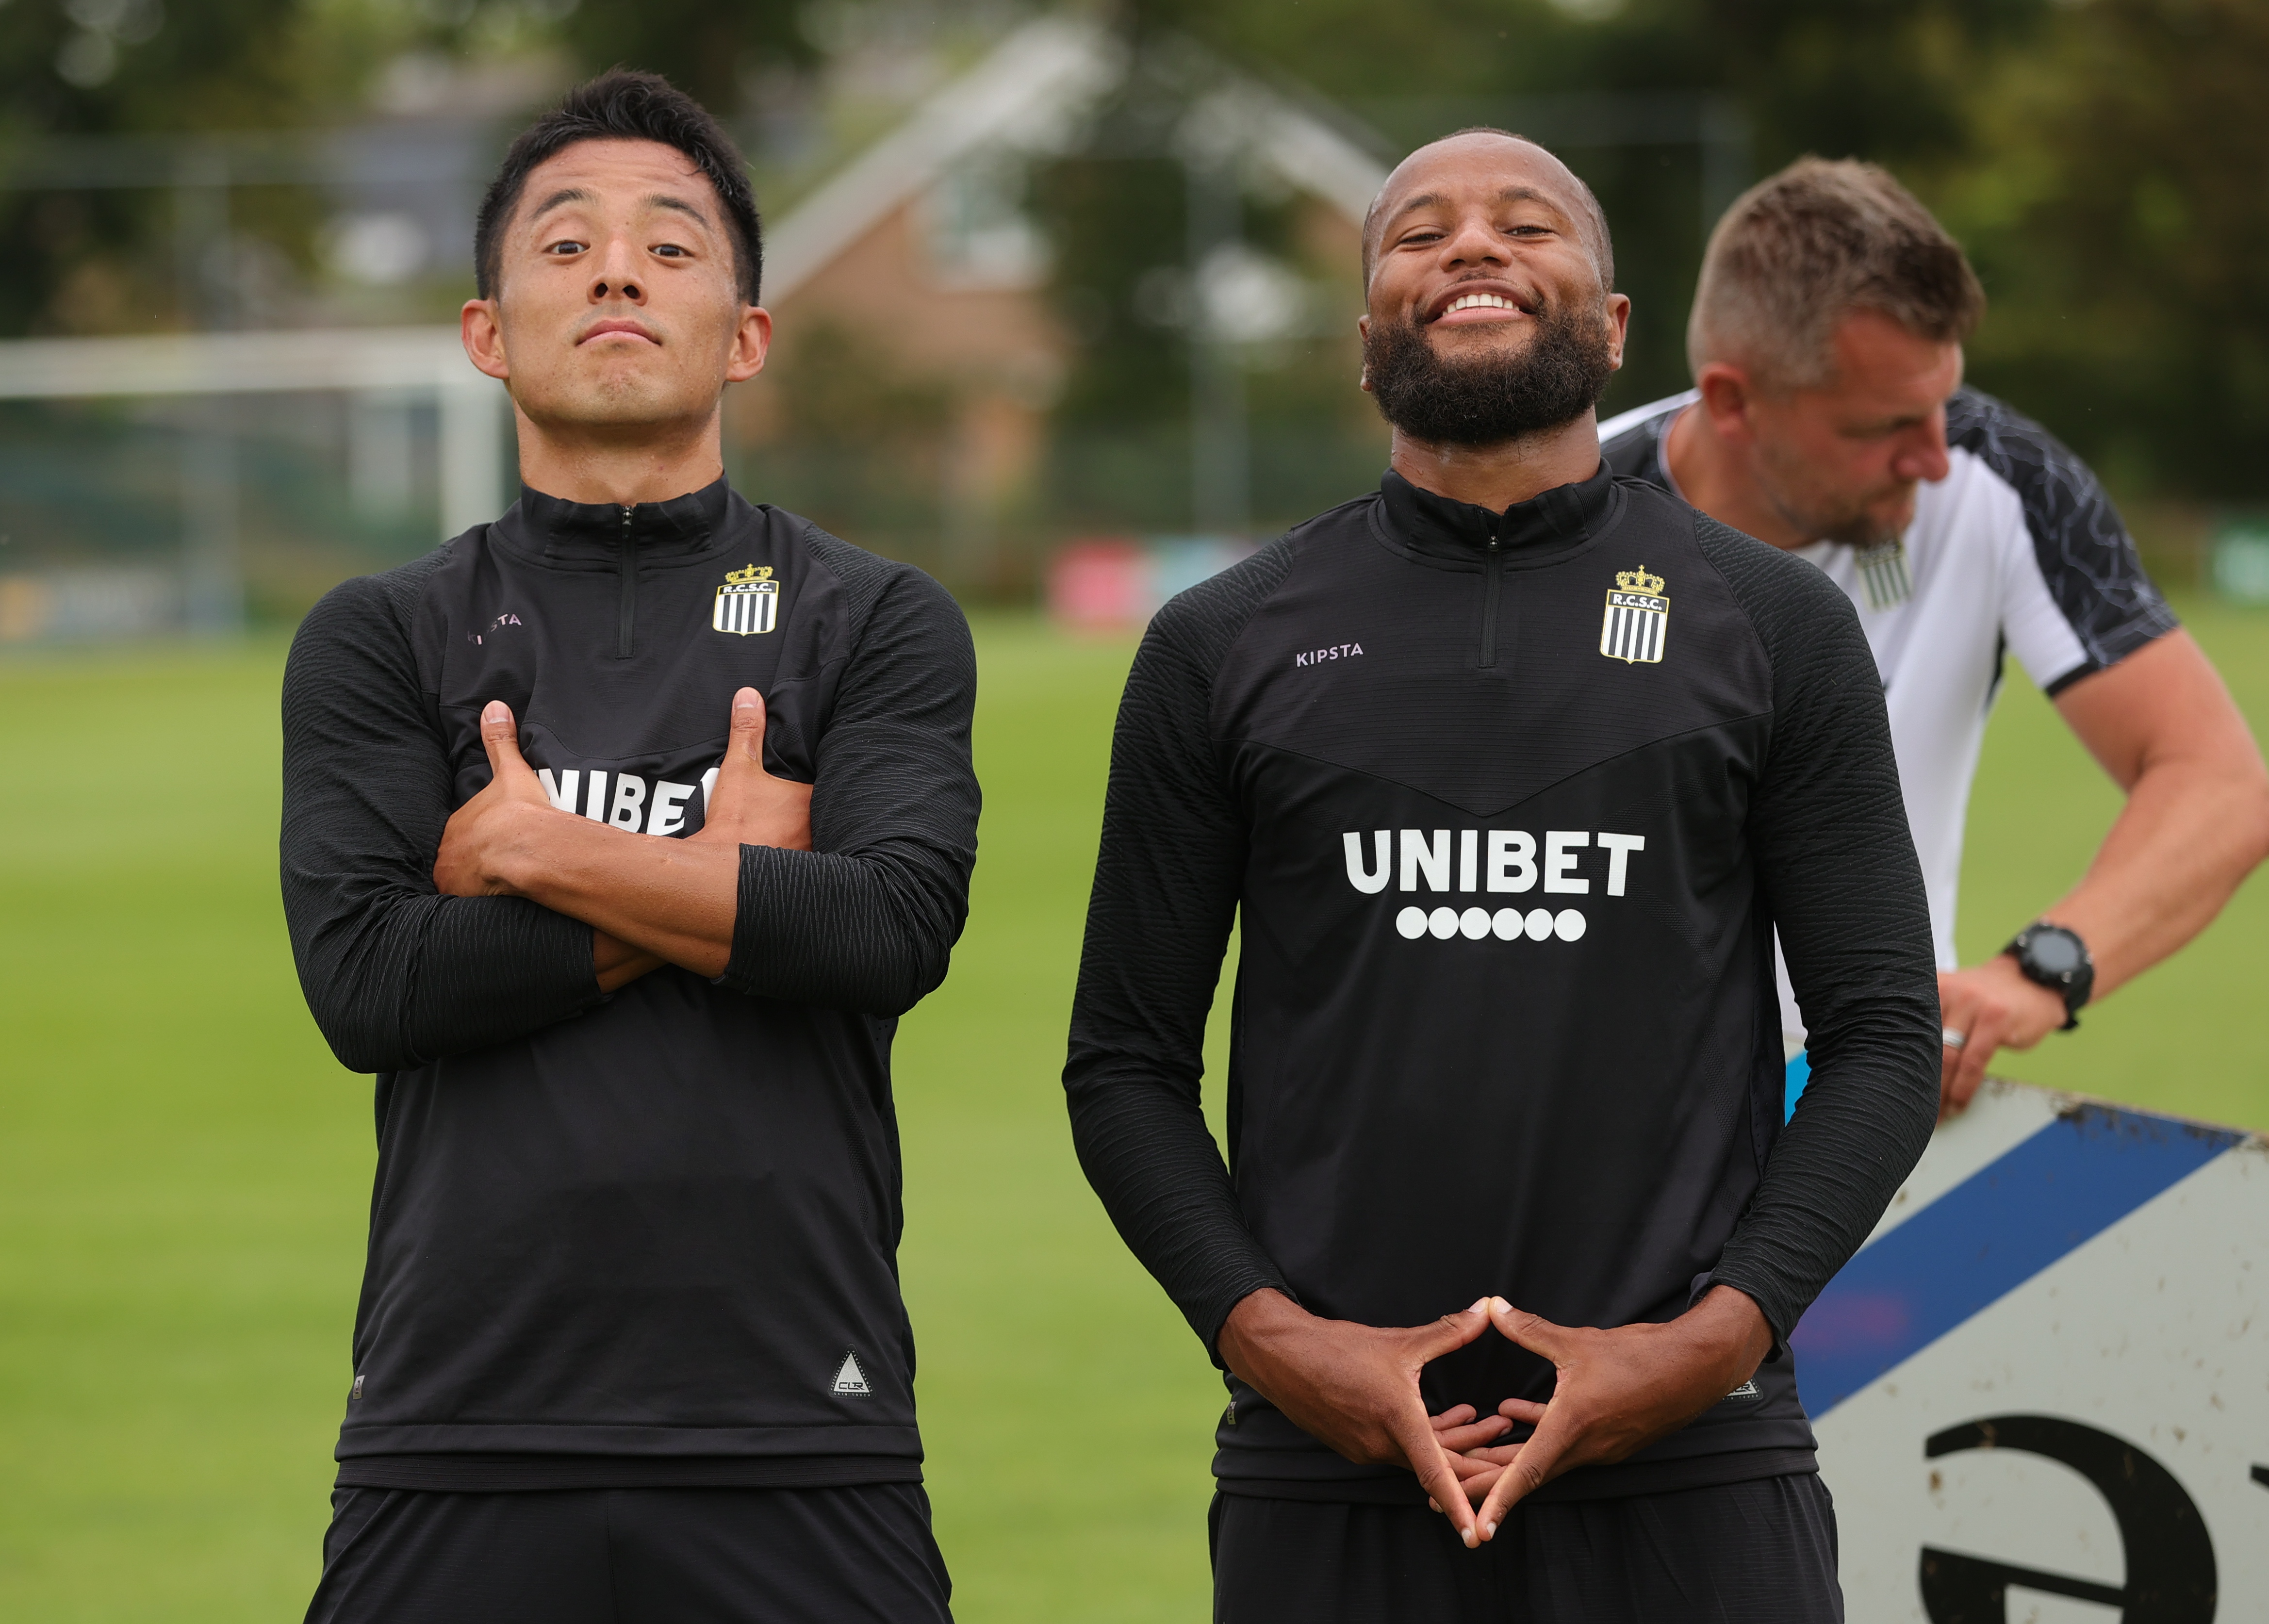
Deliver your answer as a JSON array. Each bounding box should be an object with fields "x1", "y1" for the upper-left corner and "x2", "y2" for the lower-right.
[
  {"x1": 281, "y1": 72, "x2": 976, "y2": 1624},
  {"x1": 1064, "y1": 129, "x2": 1940, "y2": 1621}
]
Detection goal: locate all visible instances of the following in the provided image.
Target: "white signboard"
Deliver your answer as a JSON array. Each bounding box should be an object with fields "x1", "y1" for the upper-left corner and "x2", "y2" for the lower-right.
[{"x1": 1800, "y1": 1078, "x2": 2268, "y2": 1622}]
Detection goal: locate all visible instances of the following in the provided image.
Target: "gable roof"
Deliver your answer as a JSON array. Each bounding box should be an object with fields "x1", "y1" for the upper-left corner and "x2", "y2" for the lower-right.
[{"x1": 761, "y1": 15, "x2": 1389, "y2": 305}]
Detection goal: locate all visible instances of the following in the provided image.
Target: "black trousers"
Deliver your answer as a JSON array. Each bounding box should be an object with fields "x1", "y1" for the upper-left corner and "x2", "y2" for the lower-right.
[
  {"x1": 1211, "y1": 1472, "x2": 1842, "y2": 1624},
  {"x1": 304, "y1": 1482, "x2": 953, "y2": 1624}
]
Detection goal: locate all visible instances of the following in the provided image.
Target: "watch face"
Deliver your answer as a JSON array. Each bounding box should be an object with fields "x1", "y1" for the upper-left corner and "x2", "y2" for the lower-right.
[{"x1": 2028, "y1": 931, "x2": 2084, "y2": 977}]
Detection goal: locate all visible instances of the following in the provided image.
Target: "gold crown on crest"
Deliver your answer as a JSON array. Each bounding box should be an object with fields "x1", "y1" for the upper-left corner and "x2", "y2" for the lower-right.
[
  {"x1": 1615, "y1": 566, "x2": 1666, "y2": 596},
  {"x1": 724, "y1": 564, "x2": 773, "y2": 583}
]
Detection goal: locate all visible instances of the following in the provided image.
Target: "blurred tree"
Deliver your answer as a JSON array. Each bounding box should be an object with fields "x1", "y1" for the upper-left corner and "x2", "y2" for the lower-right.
[
  {"x1": 558, "y1": 0, "x2": 810, "y2": 114},
  {"x1": 1946, "y1": 0, "x2": 2269, "y2": 500},
  {"x1": 0, "y1": 0, "x2": 460, "y2": 335}
]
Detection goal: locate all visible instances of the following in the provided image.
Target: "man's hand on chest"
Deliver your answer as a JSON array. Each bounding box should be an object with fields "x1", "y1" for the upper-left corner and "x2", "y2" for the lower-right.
[{"x1": 433, "y1": 688, "x2": 811, "y2": 986}]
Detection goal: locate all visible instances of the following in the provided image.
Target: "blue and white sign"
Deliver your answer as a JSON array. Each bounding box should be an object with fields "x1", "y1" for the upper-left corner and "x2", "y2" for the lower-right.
[{"x1": 1799, "y1": 1078, "x2": 2267, "y2": 1621}]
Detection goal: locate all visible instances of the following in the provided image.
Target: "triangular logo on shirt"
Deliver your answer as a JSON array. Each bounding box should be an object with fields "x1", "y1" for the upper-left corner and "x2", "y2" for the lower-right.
[{"x1": 832, "y1": 1349, "x2": 871, "y2": 1395}]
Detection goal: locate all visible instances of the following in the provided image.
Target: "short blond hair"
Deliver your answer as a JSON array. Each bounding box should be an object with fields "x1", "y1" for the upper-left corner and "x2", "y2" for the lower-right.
[{"x1": 1688, "y1": 157, "x2": 1983, "y2": 391}]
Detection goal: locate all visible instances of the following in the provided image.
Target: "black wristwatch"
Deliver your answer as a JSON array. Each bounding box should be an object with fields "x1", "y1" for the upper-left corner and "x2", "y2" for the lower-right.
[{"x1": 2003, "y1": 921, "x2": 2094, "y2": 1030}]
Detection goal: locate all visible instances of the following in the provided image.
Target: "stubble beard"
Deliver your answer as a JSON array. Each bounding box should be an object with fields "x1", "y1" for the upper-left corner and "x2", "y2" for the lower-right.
[
  {"x1": 1754, "y1": 435, "x2": 1914, "y2": 550},
  {"x1": 1364, "y1": 291, "x2": 1617, "y2": 448}
]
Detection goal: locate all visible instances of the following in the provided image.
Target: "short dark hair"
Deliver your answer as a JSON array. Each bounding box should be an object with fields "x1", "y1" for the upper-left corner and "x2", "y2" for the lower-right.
[
  {"x1": 475, "y1": 69, "x2": 763, "y2": 304},
  {"x1": 1689, "y1": 157, "x2": 1983, "y2": 390}
]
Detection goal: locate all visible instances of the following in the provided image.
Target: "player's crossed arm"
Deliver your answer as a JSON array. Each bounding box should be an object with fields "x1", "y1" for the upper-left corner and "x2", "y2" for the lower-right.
[{"x1": 432, "y1": 687, "x2": 811, "y2": 988}]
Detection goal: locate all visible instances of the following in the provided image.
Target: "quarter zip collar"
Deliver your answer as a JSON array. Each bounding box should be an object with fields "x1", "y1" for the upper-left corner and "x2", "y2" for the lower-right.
[
  {"x1": 497, "y1": 476, "x2": 732, "y2": 566},
  {"x1": 1377, "y1": 459, "x2": 1617, "y2": 566}
]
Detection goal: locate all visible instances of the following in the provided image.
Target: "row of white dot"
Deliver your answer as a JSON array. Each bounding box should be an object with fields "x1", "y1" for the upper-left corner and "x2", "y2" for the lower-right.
[{"x1": 1395, "y1": 905, "x2": 1587, "y2": 942}]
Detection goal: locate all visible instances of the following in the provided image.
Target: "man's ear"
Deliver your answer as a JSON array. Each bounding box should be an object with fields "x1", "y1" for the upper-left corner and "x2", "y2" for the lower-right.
[
  {"x1": 1604, "y1": 293, "x2": 1632, "y2": 371},
  {"x1": 462, "y1": 299, "x2": 510, "y2": 383},
  {"x1": 1694, "y1": 362, "x2": 1757, "y2": 442},
  {"x1": 726, "y1": 306, "x2": 773, "y2": 385}
]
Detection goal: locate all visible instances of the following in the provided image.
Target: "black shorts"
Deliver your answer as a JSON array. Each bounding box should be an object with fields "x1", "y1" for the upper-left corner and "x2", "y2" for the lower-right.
[
  {"x1": 1210, "y1": 1472, "x2": 1841, "y2": 1624},
  {"x1": 304, "y1": 1481, "x2": 953, "y2": 1624}
]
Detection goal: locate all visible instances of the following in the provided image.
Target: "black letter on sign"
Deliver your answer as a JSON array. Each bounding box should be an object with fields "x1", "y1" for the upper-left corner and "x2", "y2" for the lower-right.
[{"x1": 1918, "y1": 1415, "x2": 2215, "y2": 1624}]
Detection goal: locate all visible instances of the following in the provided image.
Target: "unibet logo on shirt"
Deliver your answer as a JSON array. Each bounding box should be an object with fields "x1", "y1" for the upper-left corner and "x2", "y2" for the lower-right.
[{"x1": 714, "y1": 564, "x2": 779, "y2": 635}]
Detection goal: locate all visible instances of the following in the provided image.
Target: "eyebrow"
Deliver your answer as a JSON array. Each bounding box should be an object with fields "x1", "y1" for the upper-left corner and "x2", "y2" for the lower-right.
[
  {"x1": 529, "y1": 187, "x2": 592, "y2": 221},
  {"x1": 646, "y1": 193, "x2": 714, "y2": 230},
  {"x1": 525, "y1": 188, "x2": 713, "y2": 232},
  {"x1": 1383, "y1": 183, "x2": 1571, "y2": 234}
]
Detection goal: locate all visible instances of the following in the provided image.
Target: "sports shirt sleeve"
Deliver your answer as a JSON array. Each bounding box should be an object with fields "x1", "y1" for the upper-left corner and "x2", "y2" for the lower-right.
[
  {"x1": 719, "y1": 563, "x2": 979, "y2": 1017},
  {"x1": 281, "y1": 562, "x2": 603, "y2": 1076},
  {"x1": 1063, "y1": 553, "x2": 1296, "y2": 1358},
  {"x1": 1949, "y1": 390, "x2": 2178, "y2": 697},
  {"x1": 1696, "y1": 518, "x2": 1942, "y2": 1345}
]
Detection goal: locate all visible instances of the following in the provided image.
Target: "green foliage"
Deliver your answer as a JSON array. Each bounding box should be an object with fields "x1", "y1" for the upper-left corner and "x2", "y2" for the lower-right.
[
  {"x1": 558, "y1": 0, "x2": 811, "y2": 114},
  {"x1": 1940, "y1": 0, "x2": 2269, "y2": 499}
]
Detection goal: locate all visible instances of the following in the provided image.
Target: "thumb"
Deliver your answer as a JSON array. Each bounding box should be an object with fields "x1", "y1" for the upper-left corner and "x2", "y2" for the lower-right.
[
  {"x1": 1413, "y1": 1298, "x2": 1494, "y2": 1360},
  {"x1": 728, "y1": 687, "x2": 768, "y2": 767},
  {"x1": 1488, "y1": 1298, "x2": 1573, "y2": 1362},
  {"x1": 480, "y1": 701, "x2": 531, "y2": 781}
]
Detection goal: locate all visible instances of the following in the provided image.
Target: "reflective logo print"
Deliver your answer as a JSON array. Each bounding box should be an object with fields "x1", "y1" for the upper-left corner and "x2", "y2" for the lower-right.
[
  {"x1": 1600, "y1": 566, "x2": 1668, "y2": 664},
  {"x1": 1343, "y1": 827, "x2": 1646, "y2": 943},
  {"x1": 714, "y1": 564, "x2": 779, "y2": 635},
  {"x1": 538, "y1": 766, "x2": 718, "y2": 836},
  {"x1": 831, "y1": 1349, "x2": 871, "y2": 1395}
]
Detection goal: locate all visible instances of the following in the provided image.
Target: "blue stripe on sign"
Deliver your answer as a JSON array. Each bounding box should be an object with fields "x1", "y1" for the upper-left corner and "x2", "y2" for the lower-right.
[{"x1": 1792, "y1": 1104, "x2": 2244, "y2": 1418}]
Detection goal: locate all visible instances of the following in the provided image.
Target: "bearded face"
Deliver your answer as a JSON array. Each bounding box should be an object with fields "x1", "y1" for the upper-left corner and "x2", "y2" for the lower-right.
[{"x1": 1362, "y1": 287, "x2": 1619, "y2": 448}]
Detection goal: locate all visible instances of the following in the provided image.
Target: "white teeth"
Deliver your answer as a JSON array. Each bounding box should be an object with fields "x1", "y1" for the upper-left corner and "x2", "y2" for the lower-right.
[{"x1": 1445, "y1": 293, "x2": 1520, "y2": 315}]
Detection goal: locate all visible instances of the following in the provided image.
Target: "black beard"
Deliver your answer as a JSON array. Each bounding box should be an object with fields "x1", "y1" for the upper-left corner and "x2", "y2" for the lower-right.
[{"x1": 1364, "y1": 294, "x2": 1616, "y2": 446}]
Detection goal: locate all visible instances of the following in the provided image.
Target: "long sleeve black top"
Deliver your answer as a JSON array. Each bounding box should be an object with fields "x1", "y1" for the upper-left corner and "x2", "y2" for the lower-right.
[
  {"x1": 1065, "y1": 466, "x2": 1940, "y2": 1503},
  {"x1": 280, "y1": 479, "x2": 979, "y2": 1490}
]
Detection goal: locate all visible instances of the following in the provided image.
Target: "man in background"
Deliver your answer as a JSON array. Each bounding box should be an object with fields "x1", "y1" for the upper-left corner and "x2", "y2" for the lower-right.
[
  {"x1": 281, "y1": 71, "x2": 976, "y2": 1622},
  {"x1": 1601, "y1": 158, "x2": 2269, "y2": 1115}
]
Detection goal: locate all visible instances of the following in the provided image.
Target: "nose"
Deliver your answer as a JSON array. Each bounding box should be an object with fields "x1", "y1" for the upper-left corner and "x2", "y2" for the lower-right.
[
  {"x1": 589, "y1": 236, "x2": 644, "y2": 305},
  {"x1": 1436, "y1": 210, "x2": 1509, "y2": 270},
  {"x1": 1891, "y1": 409, "x2": 1951, "y2": 485}
]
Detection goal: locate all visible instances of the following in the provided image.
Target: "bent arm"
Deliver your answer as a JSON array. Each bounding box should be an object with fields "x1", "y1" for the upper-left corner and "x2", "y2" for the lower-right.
[
  {"x1": 717, "y1": 570, "x2": 980, "y2": 1015},
  {"x1": 2045, "y1": 630, "x2": 2269, "y2": 993},
  {"x1": 1064, "y1": 597, "x2": 1291, "y2": 1359},
  {"x1": 281, "y1": 574, "x2": 600, "y2": 1075},
  {"x1": 1702, "y1": 530, "x2": 1942, "y2": 1345}
]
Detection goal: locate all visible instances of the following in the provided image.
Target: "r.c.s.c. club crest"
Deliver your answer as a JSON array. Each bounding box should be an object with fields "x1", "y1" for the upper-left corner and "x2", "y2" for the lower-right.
[
  {"x1": 713, "y1": 564, "x2": 779, "y2": 636},
  {"x1": 1599, "y1": 566, "x2": 1669, "y2": 665}
]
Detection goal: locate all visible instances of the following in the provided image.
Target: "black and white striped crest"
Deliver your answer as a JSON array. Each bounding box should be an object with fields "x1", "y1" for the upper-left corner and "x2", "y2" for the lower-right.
[
  {"x1": 1854, "y1": 540, "x2": 1912, "y2": 610},
  {"x1": 1599, "y1": 569, "x2": 1669, "y2": 665},
  {"x1": 713, "y1": 574, "x2": 778, "y2": 636}
]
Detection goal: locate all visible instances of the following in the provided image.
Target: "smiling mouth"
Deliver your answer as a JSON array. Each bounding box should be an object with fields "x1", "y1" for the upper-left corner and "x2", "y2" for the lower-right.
[{"x1": 1432, "y1": 291, "x2": 1533, "y2": 324}]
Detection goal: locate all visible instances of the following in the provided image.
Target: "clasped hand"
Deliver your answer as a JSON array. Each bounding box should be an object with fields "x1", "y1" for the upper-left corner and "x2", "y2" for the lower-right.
[{"x1": 1217, "y1": 1285, "x2": 1771, "y2": 1549}]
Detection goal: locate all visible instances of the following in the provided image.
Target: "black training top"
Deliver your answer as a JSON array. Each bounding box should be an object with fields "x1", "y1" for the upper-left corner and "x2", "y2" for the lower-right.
[
  {"x1": 281, "y1": 478, "x2": 979, "y2": 1493},
  {"x1": 1064, "y1": 464, "x2": 1940, "y2": 1504}
]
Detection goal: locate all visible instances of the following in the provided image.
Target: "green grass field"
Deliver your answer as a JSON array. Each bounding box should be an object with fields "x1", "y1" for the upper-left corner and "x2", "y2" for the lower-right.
[{"x1": 3, "y1": 599, "x2": 2266, "y2": 1620}]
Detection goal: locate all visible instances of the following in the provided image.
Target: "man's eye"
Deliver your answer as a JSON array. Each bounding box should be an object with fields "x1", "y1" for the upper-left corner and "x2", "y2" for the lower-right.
[
  {"x1": 545, "y1": 241, "x2": 586, "y2": 256},
  {"x1": 653, "y1": 244, "x2": 689, "y2": 258}
]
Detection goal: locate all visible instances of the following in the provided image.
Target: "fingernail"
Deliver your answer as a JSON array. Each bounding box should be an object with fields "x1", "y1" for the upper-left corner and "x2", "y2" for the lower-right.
[
  {"x1": 484, "y1": 700, "x2": 507, "y2": 723},
  {"x1": 1485, "y1": 1520, "x2": 1499, "y2": 1539},
  {"x1": 1491, "y1": 1296, "x2": 1511, "y2": 1313},
  {"x1": 1462, "y1": 1527, "x2": 1478, "y2": 1549}
]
